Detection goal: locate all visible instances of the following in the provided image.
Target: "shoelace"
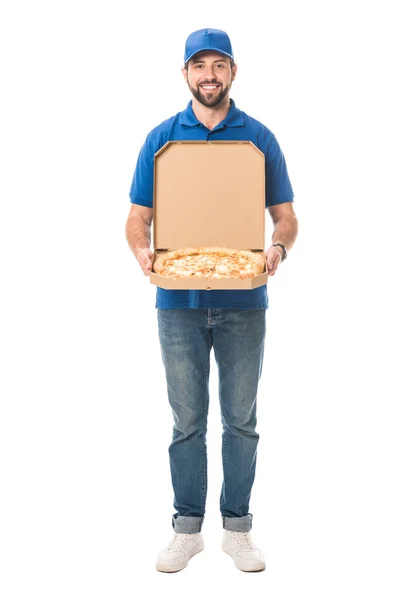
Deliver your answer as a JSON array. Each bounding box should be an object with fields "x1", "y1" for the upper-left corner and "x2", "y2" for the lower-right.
[
  {"x1": 231, "y1": 531, "x2": 256, "y2": 550},
  {"x1": 166, "y1": 533, "x2": 190, "y2": 550}
]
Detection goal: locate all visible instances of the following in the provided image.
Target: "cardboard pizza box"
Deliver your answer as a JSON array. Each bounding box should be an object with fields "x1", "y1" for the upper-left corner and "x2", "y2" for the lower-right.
[{"x1": 150, "y1": 140, "x2": 268, "y2": 290}]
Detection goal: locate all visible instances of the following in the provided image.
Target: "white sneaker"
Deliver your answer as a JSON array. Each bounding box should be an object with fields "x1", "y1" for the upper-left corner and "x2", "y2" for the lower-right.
[
  {"x1": 222, "y1": 530, "x2": 266, "y2": 572},
  {"x1": 156, "y1": 532, "x2": 204, "y2": 573}
]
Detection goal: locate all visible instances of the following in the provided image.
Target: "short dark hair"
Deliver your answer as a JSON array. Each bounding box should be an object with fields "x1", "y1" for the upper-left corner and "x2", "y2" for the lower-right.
[{"x1": 184, "y1": 58, "x2": 236, "y2": 71}]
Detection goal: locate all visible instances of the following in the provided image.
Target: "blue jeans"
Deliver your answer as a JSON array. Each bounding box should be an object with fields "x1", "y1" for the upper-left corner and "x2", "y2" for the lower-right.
[{"x1": 157, "y1": 308, "x2": 266, "y2": 534}]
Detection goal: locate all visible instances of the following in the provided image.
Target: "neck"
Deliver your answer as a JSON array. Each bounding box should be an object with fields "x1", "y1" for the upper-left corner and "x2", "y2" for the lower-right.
[{"x1": 191, "y1": 96, "x2": 231, "y2": 130}]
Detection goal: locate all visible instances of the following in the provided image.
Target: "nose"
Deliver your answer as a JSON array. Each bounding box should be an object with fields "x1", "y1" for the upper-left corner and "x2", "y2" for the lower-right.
[{"x1": 202, "y1": 64, "x2": 216, "y2": 79}]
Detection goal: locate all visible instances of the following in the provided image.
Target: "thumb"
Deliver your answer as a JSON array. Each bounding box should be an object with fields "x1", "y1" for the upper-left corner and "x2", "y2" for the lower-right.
[{"x1": 144, "y1": 252, "x2": 153, "y2": 270}]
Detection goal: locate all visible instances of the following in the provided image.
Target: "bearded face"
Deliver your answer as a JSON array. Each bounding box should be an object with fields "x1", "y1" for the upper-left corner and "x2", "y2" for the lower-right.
[{"x1": 184, "y1": 53, "x2": 236, "y2": 108}]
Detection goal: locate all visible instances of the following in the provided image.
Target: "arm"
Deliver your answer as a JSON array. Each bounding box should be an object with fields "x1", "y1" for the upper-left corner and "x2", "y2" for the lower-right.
[
  {"x1": 265, "y1": 202, "x2": 298, "y2": 276},
  {"x1": 125, "y1": 204, "x2": 154, "y2": 276}
]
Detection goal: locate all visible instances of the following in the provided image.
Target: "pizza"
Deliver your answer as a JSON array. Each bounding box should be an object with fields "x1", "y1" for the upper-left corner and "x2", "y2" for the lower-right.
[{"x1": 153, "y1": 247, "x2": 265, "y2": 279}]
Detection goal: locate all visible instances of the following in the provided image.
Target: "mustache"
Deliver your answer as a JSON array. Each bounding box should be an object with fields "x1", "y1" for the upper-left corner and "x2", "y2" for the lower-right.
[{"x1": 198, "y1": 80, "x2": 221, "y2": 86}]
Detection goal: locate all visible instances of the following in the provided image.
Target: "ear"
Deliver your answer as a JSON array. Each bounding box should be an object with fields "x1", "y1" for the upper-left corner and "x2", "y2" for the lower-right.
[
  {"x1": 181, "y1": 66, "x2": 188, "y2": 81},
  {"x1": 232, "y1": 63, "x2": 237, "y2": 81}
]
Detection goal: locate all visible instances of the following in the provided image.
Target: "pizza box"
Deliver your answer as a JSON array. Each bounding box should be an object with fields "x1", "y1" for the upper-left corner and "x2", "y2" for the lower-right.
[{"x1": 150, "y1": 140, "x2": 268, "y2": 290}]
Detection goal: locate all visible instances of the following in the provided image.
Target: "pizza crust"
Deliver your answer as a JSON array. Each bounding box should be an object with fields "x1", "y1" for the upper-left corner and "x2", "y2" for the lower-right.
[{"x1": 153, "y1": 247, "x2": 265, "y2": 280}]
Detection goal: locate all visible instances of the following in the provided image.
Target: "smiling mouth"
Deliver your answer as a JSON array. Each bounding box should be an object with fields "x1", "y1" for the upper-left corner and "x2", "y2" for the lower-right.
[{"x1": 200, "y1": 84, "x2": 221, "y2": 91}]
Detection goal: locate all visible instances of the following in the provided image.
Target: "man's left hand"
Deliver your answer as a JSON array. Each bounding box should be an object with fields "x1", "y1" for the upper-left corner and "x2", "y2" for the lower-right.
[{"x1": 265, "y1": 246, "x2": 283, "y2": 276}]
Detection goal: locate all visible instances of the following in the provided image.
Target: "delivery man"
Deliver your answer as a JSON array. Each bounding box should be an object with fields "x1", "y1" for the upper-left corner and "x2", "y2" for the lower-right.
[{"x1": 125, "y1": 28, "x2": 298, "y2": 572}]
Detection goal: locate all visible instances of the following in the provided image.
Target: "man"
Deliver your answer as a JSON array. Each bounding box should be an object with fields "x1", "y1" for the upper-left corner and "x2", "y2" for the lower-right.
[{"x1": 126, "y1": 28, "x2": 298, "y2": 573}]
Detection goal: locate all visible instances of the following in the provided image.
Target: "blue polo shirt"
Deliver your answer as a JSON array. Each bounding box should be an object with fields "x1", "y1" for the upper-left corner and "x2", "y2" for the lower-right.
[{"x1": 129, "y1": 99, "x2": 294, "y2": 309}]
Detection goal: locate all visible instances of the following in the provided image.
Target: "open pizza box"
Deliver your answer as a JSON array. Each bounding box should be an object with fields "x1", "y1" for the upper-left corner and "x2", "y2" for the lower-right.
[{"x1": 150, "y1": 140, "x2": 268, "y2": 290}]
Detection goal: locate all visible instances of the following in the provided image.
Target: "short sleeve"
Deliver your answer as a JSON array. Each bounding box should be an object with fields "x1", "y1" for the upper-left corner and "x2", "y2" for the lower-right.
[
  {"x1": 129, "y1": 135, "x2": 155, "y2": 207},
  {"x1": 265, "y1": 135, "x2": 294, "y2": 207}
]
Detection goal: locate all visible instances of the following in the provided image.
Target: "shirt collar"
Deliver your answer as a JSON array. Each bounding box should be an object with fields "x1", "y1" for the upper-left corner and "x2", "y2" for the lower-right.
[{"x1": 179, "y1": 98, "x2": 245, "y2": 129}]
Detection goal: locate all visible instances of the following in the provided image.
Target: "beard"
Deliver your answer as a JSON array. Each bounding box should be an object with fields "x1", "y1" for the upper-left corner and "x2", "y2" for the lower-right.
[{"x1": 188, "y1": 79, "x2": 232, "y2": 108}]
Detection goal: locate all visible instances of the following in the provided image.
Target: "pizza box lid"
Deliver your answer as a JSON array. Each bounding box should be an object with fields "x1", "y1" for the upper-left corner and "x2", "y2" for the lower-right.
[{"x1": 152, "y1": 141, "x2": 265, "y2": 251}]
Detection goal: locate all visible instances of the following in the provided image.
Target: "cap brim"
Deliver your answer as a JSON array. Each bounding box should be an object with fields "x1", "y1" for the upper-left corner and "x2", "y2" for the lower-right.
[{"x1": 185, "y1": 47, "x2": 233, "y2": 63}]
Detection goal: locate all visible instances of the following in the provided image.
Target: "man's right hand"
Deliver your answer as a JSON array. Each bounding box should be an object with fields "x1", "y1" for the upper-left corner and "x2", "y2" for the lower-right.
[{"x1": 136, "y1": 248, "x2": 154, "y2": 276}]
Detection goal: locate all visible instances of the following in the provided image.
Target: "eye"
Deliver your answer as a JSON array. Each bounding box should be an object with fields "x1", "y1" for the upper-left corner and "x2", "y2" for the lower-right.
[
  {"x1": 194, "y1": 64, "x2": 204, "y2": 69},
  {"x1": 215, "y1": 63, "x2": 226, "y2": 69}
]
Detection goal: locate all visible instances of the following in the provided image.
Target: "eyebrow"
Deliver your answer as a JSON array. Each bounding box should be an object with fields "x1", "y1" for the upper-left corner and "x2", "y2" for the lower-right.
[{"x1": 191, "y1": 58, "x2": 228, "y2": 64}]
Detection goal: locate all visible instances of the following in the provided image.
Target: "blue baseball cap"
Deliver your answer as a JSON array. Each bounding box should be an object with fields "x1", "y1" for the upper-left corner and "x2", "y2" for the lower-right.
[{"x1": 184, "y1": 28, "x2": 234, "y2": 64}]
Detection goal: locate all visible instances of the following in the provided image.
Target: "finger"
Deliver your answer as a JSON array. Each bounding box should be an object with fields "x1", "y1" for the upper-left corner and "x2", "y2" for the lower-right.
[
  {"x1": 268, "y1": 255, "x2": 280, "y2": 276},
  {"x1": 140, "y1": 254, "x2": 153, "y2": 271},
  {"x1": 267, "y1": 255, "x2": 276, "y2": 273},
  {"x1": 142, "y1": 262, "x2": 152, "y2": 276}
]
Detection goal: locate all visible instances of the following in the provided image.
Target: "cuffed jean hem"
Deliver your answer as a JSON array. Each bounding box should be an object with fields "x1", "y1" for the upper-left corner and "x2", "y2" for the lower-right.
[
  {"x1": 222, "y1": 513, "x2": 253, "y2": 532},
  {"x1": 172, "y1": 513, "x2": 204, "y2": 534}
]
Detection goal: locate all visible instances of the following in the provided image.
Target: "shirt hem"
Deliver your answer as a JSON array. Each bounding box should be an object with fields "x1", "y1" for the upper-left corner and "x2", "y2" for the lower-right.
[
  {"x1": 130, "y1": 198, "x2": 152, "y2": 207},
  {"x1": 156, "y1": 303, "x2": 268, "y2": 310},
  {"x1": 266, "y1": 196, "x2": 294, "y2": 207}
]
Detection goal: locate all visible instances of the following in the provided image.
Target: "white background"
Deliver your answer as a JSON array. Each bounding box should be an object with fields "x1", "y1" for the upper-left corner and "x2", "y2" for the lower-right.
[{"x1": 1, "y1": 0, "x2": 399, "y2": 598}]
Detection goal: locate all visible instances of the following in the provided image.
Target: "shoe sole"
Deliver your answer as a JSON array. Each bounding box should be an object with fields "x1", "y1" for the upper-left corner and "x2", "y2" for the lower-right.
[
  {"x1": 156, "y1": 540, "x2": 204, "y2": 573},
  {"x1": 222, "y1": 546, "x2": 266, "y2": 572}
]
